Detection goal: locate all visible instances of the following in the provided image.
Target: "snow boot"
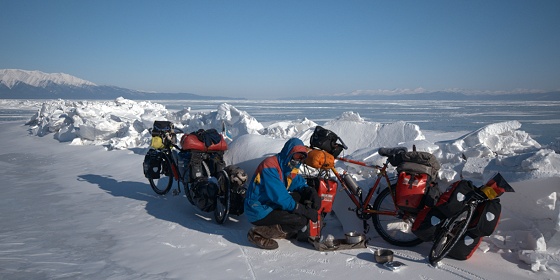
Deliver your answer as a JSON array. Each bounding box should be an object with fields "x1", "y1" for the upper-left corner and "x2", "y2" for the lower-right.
[
  {"x1": 252, "y1": 224, "x2": 288, "y2": 239},
  {"x1": 247, "y1": 228, "x2": 278, "y2": 250}
]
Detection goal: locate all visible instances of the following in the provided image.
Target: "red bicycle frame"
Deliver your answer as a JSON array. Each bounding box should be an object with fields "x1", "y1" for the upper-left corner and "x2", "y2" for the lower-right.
[{"x1": 331, "y1": 157, "x2": 399, "y2": 217}]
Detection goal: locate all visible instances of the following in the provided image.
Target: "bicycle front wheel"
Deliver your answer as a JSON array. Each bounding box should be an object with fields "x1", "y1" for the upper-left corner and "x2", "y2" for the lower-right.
[
  {"x1": 372, "y1": 187, "x2": 423, "y2": 247},
  {"x1": 428, "y1": 204, "x2": 475, "y2": 265},
  {"x1": 214, "y1": 170, "x2": 231, "y2": 224},
  {"x1": 148, "y1": 152, "x2": 174, "y2": 195}
]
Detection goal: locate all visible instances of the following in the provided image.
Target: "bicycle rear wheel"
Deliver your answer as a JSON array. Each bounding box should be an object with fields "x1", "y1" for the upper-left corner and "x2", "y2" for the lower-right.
[
  {"x1": 372, "y1": 187, "x2": 423, "y2": 247},
  {"x1": 214, "y1": 170, "x2": 231, "y2": 224},
  {"x1": 148, "y1": 151, "x2": 174, "y2": 195},
  {"x1": 428, "y1": 204, "x2": 475, "y2": 265}
]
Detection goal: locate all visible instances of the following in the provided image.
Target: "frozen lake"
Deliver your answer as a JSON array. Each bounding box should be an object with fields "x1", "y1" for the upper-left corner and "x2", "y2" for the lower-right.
[
  {"x1": 160, "y1": 99, "x2": 560, "y2": 145},
  {"x1": 1, "y1": 99, "x2": 559, "y2": 145}
]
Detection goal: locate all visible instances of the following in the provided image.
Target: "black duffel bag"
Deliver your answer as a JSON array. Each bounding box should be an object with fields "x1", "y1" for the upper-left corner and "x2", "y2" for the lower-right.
[{"x1": 310, "y1": 126, "x2": 346, "y2": 157}]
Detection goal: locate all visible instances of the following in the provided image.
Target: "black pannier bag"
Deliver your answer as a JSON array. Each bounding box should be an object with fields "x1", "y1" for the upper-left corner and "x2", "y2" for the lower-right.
[
  {"x1": 220, "y1": 165, "x2": 248, "y2": 216},
  {"x1": 186, "y1": 151, "x2": 229, "y2": 213},
  {"x1": 310, "y1": 126, "x2": 345, "y2": 157},
  {"x1": 143, "y1": 149, "x2": 162, "y2": 179},
  {"x1": 467, "y1": 198, "x2": 502, "y2": 237},
  {"x1": 447, "y1": 232, "x2": 482, "y2": 260},
  {"x1": 191, "y1": 178, "x2": 219, "y2": 212},
  {"x1": 411, "y1": 206, "x2": 447, "y2": 241},
  {"x1": 434, "y1": 180, "x2": 476, "y2": 218}
]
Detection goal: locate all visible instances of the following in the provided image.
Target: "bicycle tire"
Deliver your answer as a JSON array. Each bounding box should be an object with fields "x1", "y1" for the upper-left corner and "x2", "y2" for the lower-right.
[
  {"x1": 214, "y1": 170, "x2": 231, "y2": 224},
  {"x1": 428, "y1": 204, "x2": 475, "y2": 265},
  {"x1": 371, "y1": 187, "x2": 423, "y2": 247},
  {"x1": 148, "y1": 151, "x2": 174, "y2": 195}
]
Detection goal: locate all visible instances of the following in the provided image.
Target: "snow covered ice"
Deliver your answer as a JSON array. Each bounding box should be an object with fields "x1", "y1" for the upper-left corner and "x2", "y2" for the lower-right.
[{"x1": 1, "y1": 97, "x2": 560, "y2": 279}]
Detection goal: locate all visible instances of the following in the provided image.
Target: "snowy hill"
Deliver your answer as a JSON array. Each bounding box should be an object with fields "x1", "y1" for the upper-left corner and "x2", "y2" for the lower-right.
[
  {"x1": 0, "y1": 69, "x2": 97, "y2": 88},
  {"x1": 0, "y1": 69, "x2": 241, "y2": 100}
]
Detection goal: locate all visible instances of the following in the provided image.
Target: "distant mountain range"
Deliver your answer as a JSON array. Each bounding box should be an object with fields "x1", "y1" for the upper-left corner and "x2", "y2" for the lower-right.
[
  {"x1": 312, "y1": 90, "x2": 560, "y2": 101},
  {"x1": 0, "y1": 69, "x2": 242, "y2": 100},
  {"x1": 1, "y1": 69, "x2": 559, "y2": 101}
]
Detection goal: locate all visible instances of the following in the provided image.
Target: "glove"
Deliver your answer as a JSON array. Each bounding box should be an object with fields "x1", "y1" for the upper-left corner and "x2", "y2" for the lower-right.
[
  {"x1": 301, "y1": 187, "x2": 321, "y2": 210},
  {"x1": 293, "y1": 203, "x2": 318, "y2": 222}
]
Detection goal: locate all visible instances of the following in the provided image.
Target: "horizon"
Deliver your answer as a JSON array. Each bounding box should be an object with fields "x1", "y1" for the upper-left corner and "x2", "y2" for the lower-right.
[{"x1": 1, "y1": 1, "x2": 560, "y2": 99}]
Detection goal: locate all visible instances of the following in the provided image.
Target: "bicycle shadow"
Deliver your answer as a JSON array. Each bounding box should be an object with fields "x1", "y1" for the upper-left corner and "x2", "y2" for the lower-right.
[{"x1": 77, "y1": 174, "x2": 251, "y2": 246}]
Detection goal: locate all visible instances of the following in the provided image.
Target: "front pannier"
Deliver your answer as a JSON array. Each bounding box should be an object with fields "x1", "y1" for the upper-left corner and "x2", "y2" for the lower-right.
[
  {"x1": 435, "y1": 180, "x2": 476, "y2": 218},
  {"x1": 411, "y1": 206, "x2": 446, "y2": 241},
  {"x1": 143, "y1": 149, "x2": 162, "y2": 179},
  {"x1": 467, "y1": 198, "x2": 502, "y2": 237},
  {"x1": 447, "y1": 232, "x2": 482, "y2": 260}
]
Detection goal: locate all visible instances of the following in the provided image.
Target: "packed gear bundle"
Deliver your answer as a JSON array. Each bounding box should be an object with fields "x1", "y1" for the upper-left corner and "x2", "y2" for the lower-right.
[
  {"x1": 388, "y1": 147, "x2": 441, "y2": 214},
  {"x1": 143, "y1": 120, "x2": 176, "y2": 179},
  {"x1": 412, "y1": 173, "x2": 512, "y2": 260},
  {"x1": 177, "y1": 128, "x2": 247, "y2": 215},
  {"x1": 309, "y1": 126, "x2": 347, "y2": 158},
  {"x1": 150, "y1": 120, "x2": 177, "y2": 149}
]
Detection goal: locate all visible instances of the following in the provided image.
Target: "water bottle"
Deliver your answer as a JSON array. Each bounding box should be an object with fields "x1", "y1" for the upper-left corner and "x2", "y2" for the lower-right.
[{"x1": 343, "y1": 173, "x2": 361, "y2": 196}]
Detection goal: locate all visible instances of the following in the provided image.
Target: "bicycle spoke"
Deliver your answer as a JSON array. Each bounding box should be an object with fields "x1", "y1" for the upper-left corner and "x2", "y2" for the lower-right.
[{"x1": 372, "y1": 187, "x2": 423, "y2": 247}]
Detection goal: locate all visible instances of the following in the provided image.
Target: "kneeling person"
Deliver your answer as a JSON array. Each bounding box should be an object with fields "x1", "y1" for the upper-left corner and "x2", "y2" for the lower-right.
[{"x1": 244, "y1": 138, "x2": 320, "y2": 250}]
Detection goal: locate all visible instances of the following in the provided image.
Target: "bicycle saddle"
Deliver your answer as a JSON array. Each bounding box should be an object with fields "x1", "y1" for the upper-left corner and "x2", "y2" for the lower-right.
[{"x1": 378, "y1": 147, "x2": 408, "y2": 157}]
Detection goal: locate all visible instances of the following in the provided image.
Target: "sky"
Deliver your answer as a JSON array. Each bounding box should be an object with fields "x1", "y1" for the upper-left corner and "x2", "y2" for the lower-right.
[{"x1": 1, "y1": 0, "x2": 560, "y2": 99}]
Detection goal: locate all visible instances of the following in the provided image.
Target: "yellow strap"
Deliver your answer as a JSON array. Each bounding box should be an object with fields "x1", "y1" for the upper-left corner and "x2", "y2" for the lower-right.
[
  {"x1": 481, "y1": 185, "x2": 498, "y2": 199},
  {"x1": 286, "y1": 168, "x2": 299, "y2": 189}
]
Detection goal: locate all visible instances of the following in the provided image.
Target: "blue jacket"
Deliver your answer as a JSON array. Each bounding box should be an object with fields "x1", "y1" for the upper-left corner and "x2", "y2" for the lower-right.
[{"x1": 244, "y1": 138, "x2": 309, "y2": 223}]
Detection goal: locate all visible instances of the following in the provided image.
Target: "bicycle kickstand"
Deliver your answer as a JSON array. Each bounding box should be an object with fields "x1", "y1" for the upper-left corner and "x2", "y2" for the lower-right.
[
  {"x1": 363, "y1": 220, "x2": 370, "y2": 234},
  {"x1": 172, "y1": 182, "x2": 182, "y2": 196}
]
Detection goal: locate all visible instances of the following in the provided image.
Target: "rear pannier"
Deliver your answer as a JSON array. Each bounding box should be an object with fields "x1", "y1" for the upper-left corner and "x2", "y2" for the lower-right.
[{"x1": 393, "y1": 150, "x2": 441, "y2": 213}]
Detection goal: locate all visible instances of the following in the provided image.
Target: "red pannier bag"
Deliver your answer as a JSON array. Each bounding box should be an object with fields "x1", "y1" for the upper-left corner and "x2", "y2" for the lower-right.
[
  {"x1": 180, "y1": 132, "x2": 227, "y2": 152},
  {"x1": 393, "y1": 152, "x2": 441, "y2": 213},
  {"x1": 411, "y1": 206, "x2": 447, "y2": 241},
  {"x1": 435, "y1": 180, "x2": 476, "y2": 218},
  {"x1": 305, "y1": 177, "x2": 338, "y2": 239},
  {"x1": 468, "y1": 198, "x2": 501, "y2": 237},
  {"x1": 447, "y1": 232, "x2": 483, "y2": 260},
  {"x1": 395, "y1": 172, "x2": 431, "y2": 213}
]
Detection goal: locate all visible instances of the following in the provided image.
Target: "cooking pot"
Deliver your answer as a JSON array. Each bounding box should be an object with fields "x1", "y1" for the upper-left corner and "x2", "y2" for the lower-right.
[
  {"x1": 374, "y1": 249, "x2": 394, "y2": 263},
  {"x1": 345, "y1": 231, "x2": 364, "y2": 244}
]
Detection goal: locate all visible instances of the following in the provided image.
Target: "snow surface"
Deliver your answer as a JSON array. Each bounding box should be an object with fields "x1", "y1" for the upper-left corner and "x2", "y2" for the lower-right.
[{"x1": 1, "y1": 97, "x2": 559, "y2": 279}]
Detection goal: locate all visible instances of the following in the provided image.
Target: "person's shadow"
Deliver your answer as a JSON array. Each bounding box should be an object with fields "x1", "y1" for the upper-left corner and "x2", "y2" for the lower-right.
[{"x1": 77, "y1": 174, "x2": 250, "y2": 246}]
